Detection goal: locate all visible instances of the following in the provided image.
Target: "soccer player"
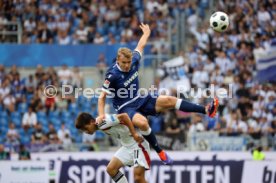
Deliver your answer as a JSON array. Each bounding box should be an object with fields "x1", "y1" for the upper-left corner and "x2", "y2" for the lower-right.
[
  {"x1": 98, "y1": 23, "x2": 219, "y2": 164},
  {"x1": 75, "y1": 112, "x2": 150, "y2": 183}
]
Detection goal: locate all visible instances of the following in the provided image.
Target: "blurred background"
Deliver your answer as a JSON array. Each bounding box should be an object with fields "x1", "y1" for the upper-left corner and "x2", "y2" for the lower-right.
[{"x1": 0, "y1": 0, "x2": 275, "y2": 183}]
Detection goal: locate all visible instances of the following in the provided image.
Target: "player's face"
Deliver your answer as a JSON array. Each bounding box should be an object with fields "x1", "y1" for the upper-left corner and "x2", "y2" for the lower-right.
[
  {"x1": 117, "y1": 55, "x2": 132, "y2": 72},
  {"x1": 82, "y1": 120, "x2": 97, "y2": 134}
]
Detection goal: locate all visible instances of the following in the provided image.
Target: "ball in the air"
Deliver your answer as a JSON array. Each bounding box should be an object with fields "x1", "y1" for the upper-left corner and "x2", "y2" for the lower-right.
[{"x1": 209, "y1": 11, "x2": 229, "y2": 32}]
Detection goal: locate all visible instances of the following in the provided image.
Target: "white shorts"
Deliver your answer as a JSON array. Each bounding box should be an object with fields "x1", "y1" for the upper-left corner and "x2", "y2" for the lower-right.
[{"x1": 114, "y1": 141, "x2": 151, "y2": 170}]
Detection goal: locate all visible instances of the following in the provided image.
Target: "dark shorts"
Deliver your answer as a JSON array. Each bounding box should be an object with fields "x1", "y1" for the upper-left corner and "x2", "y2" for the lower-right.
[{"x1": 118, "y1": 94, "x2": 158, "y2": 120}]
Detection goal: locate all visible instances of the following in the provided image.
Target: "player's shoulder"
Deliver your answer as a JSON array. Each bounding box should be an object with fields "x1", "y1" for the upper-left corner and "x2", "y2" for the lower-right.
[{"x1": 105, "y1": 64, "x2": 118, "y2": 79}]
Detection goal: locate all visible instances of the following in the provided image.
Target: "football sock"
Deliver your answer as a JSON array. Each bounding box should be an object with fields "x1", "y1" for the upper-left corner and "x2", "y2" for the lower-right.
[
  {"x1": 141, "y1": 127, "x2": 162, "y2": 153},
  {"x1": 175, "y1": 99, "x2": 206, "y2": 114},
  {"x1": 112, "y1": 171, "x2": 128, "y2": 183}
]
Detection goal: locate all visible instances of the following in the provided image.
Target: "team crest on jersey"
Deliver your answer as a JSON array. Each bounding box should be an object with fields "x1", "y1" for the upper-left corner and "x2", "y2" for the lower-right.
[{"x1": 103, "y1": 80, "x2": 110, "y2": 88}]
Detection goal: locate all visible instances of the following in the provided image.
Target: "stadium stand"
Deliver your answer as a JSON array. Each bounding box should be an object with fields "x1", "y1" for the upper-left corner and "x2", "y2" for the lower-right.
[{"x1": 0, "y1": 0, "x2": 275, "y2": 154}]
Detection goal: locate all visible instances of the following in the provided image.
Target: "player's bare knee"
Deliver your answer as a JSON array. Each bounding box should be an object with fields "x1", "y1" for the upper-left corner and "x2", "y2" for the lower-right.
[
  {"x1": 137, "y1": 121, "x2": 149, "y2": 131},
  {"x1": 117, "y1": 113, "x2": 128, "y2": 121},
  {"x1": 133, "y1": 118, "x2": 149, "y2": 131},
  {"x1": 157, "y1": 96, "x2": 177, "y2": 109},
  {"x1": 106, "y1": 165, "x2": 116, "y2": 176},
  {"x1": 166, "y1": 96, "x2": 177, "y2": 107}
]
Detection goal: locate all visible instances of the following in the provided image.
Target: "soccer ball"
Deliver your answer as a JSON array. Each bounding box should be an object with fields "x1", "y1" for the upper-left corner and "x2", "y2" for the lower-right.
[{"x1": 209, "y1": 11, "x2": 229, "y2": 32}]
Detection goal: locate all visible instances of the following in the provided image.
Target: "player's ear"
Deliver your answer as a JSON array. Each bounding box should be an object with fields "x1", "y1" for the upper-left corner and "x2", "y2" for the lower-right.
[{"x1": 90, "y1": 119, "x2": 95, "y2": 124}]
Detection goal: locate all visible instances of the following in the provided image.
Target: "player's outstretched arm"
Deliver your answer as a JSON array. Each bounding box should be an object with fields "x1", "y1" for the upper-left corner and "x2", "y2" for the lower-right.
[
  {"x1": 135, "y1": 23, "x2": 151, "y2": 54},
  {"x1": 117, "y1": 113, "x2": 144, "y2": 144},
  {"x1": 97, "y1": 91, "x2": 108, "y2": 123}
]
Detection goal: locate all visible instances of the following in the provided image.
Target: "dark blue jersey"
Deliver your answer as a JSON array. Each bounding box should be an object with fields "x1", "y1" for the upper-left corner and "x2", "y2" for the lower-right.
[{"x1": 102, "y1": 50, "x2": 142, "y2": 110}]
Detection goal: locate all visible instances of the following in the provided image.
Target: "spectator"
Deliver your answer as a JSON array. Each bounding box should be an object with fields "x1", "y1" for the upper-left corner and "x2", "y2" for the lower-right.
[
  {"x1": 58, "y1": 30, "x2": 71, "y2": 45},
  {"x1": 18, "y1": 144, "x2": 31, "y2": 160},
  {"x1": 0, "y1": 78, "x2": 11, "y2": 103},
  {"x1": 14, "y1": 85, "x2": 24, "y2": 105},
  {"x1": 227, "y1": 111, "x2": 248, "y2": 135},
  {"x1": 22, "y1": 106, "x2": 37, "y2": 130},
  {"x1": 55, "y1": 94, "x2": 67, "y2": 111},
  {"x1": 35, "y1": 65, "x2": 45, "y2": 83},
  {"x1": 31, "y1": 123, "x2": 46, "y2": 144},
  {"x1": 96, "y1": 53, "x2": 107, "y2": 81},
  {"x1": 93, "y1": 32, "x2": 104, "y2": 44},
  {"x1": 57, "y1": 123, "x2": 71, "y2": 143},
  {"x1": 57, "y1": 64, "x2": 71, "y2": 85},
  {"x1": 37, "y1": 22, "x2": 53, "y2": 43},
  {"x1": 24, "y1": 74, "x2": 36, "y2": 94},
  {"x1": 46, "y1": 124, "x2": 60, "y2": 144},
  {"x1": 165, "y1": 117, "x2": 181, "y2": 135},
  {"x1": 189, "y1": 115, "x2": 205, "y2": 133},
  {"x1": 252, "y1": 146, "x2": 265, "y2": 161},
  {"x1": 71, "y1": 66, "x2": 83, "y2": 88},
  {"x1": 9, "y1": 65, "x2": 19, "y2": 78},
  {"x1": 5, "y1": 123, "x2": 20, "y2": 146},
  {"x1": 0, "y1": 144, "x2": 10, "y2": 160},
  {"x1": 3, "y1": 91, "x2": 16, "y2": 113},
  {"x1": 75, "y1": 21, "x2": 88, "y2": 44}
]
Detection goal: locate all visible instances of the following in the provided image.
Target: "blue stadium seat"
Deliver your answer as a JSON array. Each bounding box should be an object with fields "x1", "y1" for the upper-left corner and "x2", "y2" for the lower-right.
[
  {"x1": 70, "y1": 126, "x2": 78, "y2": 134},
  {"x1": 38, "y1": 118, "x2": 48, "y2": 127},
  {"x1": 48, "y1": 110, "x2": 60, "y2": 119},
  {"x1": 95, "y1": 131, "x2": 106, "y2": 140},
  {"x1": 49, "y1": 117, "x2": 60, "y2": 126},
  {"x1": 82, "y1": 99, "x2": 91, "y2": 108},
  {"x1": 0, "y1": 118, "x2": 8, "y2": 126},
  {"x1": 68, "y1": 103, "x2": 78, "y2": 112},
  {"x1": 26, "y1": 94, "x2": 34, "y2": 103},
  {"x1": 81, "y1": 107, "x2": 91, "y2": 113},
  {"x1": 0, "y1": 110, "x2": 8, "y2": 119},
  {"x1": 0, "y1": 126, "x2": 8, "y2": 135},
  {"x1": 18, "y1": 102, "x2": 28, "y2": 114},
  {"x1": 12, "y1": 118, "x2": 22, "y2": 128},
  {"x1": 63, "y1": 118, "x2": 74, "y2": 129},
  {"x1": 11, "y1": 111, "x2": 21, "y2": 119},
  {"x1": 42, "y1": 125, "x2": 49, "y2": 133},
  {"x1": 74, "y1": 135, "x2": 83, "y2": 143},
  {"x1": 148, "y1": 116, "x2": 164, "y2": 133},
  {"x1": 61, "y1": 110, "x2": 71, "y2": 119},
  {"x1": 37, "y1": 111, "x2": 47, "y2": 119},
  {"x1": 77, "y1": 95, "x2": 86, "y2": 106},
  {"x1": 19, "y1": 128, "x2": 32, "y2": 136},
  {"x1": 20, "y1": 134, "x2": 31, "y2": 144}
]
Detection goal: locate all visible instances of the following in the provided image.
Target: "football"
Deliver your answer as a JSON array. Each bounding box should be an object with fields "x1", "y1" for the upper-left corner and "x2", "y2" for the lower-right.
[{"x1": 209, "y1": 11, "x2": 229, "y2": 32}]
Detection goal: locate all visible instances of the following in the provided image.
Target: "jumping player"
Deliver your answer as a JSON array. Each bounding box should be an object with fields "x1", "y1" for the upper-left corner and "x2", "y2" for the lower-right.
[
  {"x1": 98, "y1": 23, "x2": 219, "y2": 164},
  {"x1": 75, "y1": 112, "x2": 150, "y2": 183}
]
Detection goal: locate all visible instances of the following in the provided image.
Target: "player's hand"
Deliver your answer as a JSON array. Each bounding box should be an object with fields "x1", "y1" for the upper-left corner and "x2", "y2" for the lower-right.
[
  {"x1": 133, "y1": 133, "x2": 144, "y2": 144},
  {"x1": 139, "y1": 23, "x2": 151, "y2": 37},
  {"x1": 96, "y1": 115, "x2": 105, "y2": 125}
]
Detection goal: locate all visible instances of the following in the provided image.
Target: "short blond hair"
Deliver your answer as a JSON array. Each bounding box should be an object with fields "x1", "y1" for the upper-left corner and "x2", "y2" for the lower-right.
[{"x1": 117, "y1": 47, "x2": 132, "y2": 60}]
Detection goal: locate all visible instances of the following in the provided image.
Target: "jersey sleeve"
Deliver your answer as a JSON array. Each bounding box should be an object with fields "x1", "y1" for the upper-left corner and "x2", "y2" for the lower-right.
[
  {"x1": 132, "y1": 49, "x2": 142, "y2": 66},
  {"x1": 101, "y1": 73, "x2": 116, "y2": 94},
  {"x1": 97, "y1": 114, "x2": 120, "y2": 130}
]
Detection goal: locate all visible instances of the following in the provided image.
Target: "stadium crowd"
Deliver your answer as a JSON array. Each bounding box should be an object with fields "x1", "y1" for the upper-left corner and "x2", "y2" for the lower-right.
[
  {"x1": 154, "y1": 0, "x2": 276, "y2": 150},
  {"x1": 0, "y1": 0, "x2": 275, "y2": 155}
]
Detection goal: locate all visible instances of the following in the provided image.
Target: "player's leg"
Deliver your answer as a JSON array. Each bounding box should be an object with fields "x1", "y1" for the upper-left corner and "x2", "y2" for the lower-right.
[
  {"x1": 133, "y1": 166, "x2": 147, "y2": 183},
  {"x1": 155, "y1": 95, "x2": 219, "y2": 118},
  {"x1": 106, "y1": 157, "x2": 128, "y2": 183},
  {"x1": 132, "y1": 113, "x2": 173, "y2": 165}
]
